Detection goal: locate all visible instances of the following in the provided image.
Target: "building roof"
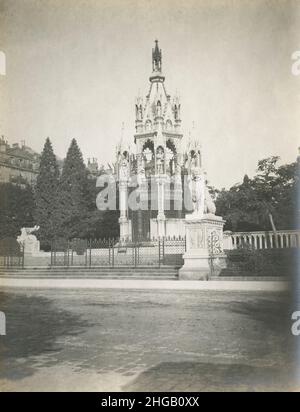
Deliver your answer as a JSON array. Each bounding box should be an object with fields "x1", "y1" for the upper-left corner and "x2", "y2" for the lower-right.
[{"x1": 6, "y1": 145, "x2": 39, "y2": 160}]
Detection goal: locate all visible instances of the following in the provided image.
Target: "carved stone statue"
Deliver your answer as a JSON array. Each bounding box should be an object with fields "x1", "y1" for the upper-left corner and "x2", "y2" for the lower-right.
[
  {"x1": 156, "y1": 146, "x2": 165, "y2": 175},
  {"x1": 143, "y1": 147, "x2": 153, "y2": 163},
  {"x1": 137, "y1": 154, "x2": 146, "y2": 185},
  {"x1": 17, "y1": 226, "x2": 40, "y2": 255},
  {"x1": 119, "y1": 154, "x2": 130, "y2": 181},
  {"x1": 189, "y1": 164, "x2": 205, "y2": 218}
]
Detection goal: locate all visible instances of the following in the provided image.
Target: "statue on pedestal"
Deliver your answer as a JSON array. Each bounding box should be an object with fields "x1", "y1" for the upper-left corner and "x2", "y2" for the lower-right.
[
  {"x1": 186, "y1": 143, "x2": 216, "y2": 218},
  {"x1": 17, "y1": 226, "x2": 40, "y2": 255},
  {"x1": 119, "y1": 154, "x2": 130, "y2": 181},
  {"x1": 189, "y1": 164, "x2": 205, "y2": 219}
]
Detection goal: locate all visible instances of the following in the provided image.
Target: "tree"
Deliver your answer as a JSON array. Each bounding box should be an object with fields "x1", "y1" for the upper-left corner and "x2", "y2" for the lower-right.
[
  {"x1": 80, "y1": 170, "x2": 120, "y2": 239},
  {"x1": 34, "y1": 137, "x2": 59, "y2": 244},
  {"x1": 252, "y1": 157, "x2": 297, "y2": 230},
  {"x1": 0, "y1": 183, "x2": 35, "y2": 239},
  {"x1": 216, "y1": 175, "x2": 262, "y2": 231},
  {"x1": 216, "y1": 157, "x2": 297, "y2": 232},
  {"x1": 55, "y1": 139, "x2": 90, "y2": 239}
]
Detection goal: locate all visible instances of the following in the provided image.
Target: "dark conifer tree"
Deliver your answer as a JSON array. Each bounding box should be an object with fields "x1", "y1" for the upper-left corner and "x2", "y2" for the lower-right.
[
  {"x1": 34, "y1": 137, "x2": 59, "y2": 244},
  {"x1": 56, "y1": 138, "x2": 89, "y2": 239}
]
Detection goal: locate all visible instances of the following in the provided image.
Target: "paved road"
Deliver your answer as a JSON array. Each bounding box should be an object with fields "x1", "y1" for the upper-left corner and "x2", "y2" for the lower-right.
[
  {"x1": 0, "y1": 277, "x2": 290, "y2": 291},
  {"x1": 0, "y1": 288, "x2": 297, "y2": 391}
]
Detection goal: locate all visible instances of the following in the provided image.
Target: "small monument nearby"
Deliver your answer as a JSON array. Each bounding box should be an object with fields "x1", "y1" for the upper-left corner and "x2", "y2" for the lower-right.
[
  {"x1": 179, "y1": 149, "x2": 226, "y2": 280},
  {"x1": 17, "y1": 226, "x2": 40, "y2": 255}
]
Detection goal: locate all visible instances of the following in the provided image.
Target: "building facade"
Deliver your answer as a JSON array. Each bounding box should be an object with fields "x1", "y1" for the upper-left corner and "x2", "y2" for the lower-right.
[{"x1": 0, "y1": 137, "x2": 40, "y2": 185}]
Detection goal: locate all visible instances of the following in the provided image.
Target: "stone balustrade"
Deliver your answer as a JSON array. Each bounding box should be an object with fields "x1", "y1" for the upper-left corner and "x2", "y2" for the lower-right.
[{"x1": 223, "y1": 229, "x2": 300, "y2": 250}]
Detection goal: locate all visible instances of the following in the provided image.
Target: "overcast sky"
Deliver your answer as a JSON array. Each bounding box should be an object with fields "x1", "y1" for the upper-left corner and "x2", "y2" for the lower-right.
[{"x1": 0, "y1": 0, "x2": 300, "y2": 188}]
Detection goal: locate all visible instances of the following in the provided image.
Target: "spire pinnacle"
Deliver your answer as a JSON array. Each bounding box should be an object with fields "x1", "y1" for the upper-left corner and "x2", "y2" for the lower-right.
[
  {"x1": 150, "y1": 40, "x2": 165, "y2": 83},
  {"x1": 152, "y1": 39, "x2": 162, "y2": 72}
]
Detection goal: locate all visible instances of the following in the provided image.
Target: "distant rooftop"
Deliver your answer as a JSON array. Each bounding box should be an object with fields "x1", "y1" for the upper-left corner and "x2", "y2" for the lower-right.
[{"x1": 0, "y1": 136, "x2": 40, "y2": 160}]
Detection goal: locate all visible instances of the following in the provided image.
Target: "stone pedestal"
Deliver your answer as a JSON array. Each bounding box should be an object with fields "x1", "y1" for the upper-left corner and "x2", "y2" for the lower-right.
[
  {"x1": 157, "y1": 214, "x2": 166, "y2": 238},
  {"x1": 118, "y1": 217, "x2": 131, "y2": 241},
  {"x1": 23, "y1": 237, "x2": 40, "y2": 256},
  {"x1": 156, "y1": 174, "x2": 167, "y2": 238},
  {"x1": 118, "y1": 179, "x2": 131, "y2": 242},
  {"x1": 179, "y1": 214, "x2": 226, "y2": 280},
  {"x1": 17, "y1": 227, "x2": 41, "y2": 256}
]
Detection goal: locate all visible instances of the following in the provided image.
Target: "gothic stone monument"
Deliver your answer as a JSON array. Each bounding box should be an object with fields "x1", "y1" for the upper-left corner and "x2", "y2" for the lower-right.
[
  {"x1": 115, "y1": 40, "x2": 222, "y2": 242},
  {"x1": 115, "y1": 40, "x2": 184, "y2": 241},
  {"x1": 114, "y1": 40, "x2": 227, "y2": 280}
]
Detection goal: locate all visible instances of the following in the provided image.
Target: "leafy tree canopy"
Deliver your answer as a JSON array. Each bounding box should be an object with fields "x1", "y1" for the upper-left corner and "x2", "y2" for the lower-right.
[{"x1": 216, "y1": 156, "x2": 297, "y2": 231}]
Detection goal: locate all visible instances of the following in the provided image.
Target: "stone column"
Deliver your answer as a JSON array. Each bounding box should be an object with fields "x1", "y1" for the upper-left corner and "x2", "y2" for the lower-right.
[
  {"x1": 179, "y1": 214, "x2": 226, "y2": 280},
  {"x1": 174, "y1": 174, "x2": 183, "y2": 219},
  {"x1": 156, "y1": 175, "x2": 166, "y2": 238},
  {"x1": 136, "y1": 172, "x2": 148, "y2": 241},
  {"x1": 118, "y1": 180, "x2": 130, "y2": 241}
]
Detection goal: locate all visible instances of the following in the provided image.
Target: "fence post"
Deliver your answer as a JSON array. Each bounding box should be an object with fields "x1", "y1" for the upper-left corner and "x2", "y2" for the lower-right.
[
  {"x1": 67, "y1": 241, "x2": 69, "y2": 266},
  {"x1": 52, "y1": 240, "x2": 55, "y2": 267},
  {"x1": 85, "y1": 240, "x2": 88, "y2": 267},
  {"x1": 53, "y1": 242, "x2": 55, "y2": 266},
  {"x1": 71, "y1": 242, "x2": 73, "y2": 266},
  {"x1": 21, "y1": 245, "x2": 24, "y2": 269},
  {"x1": 158, "y1": 238, "x2": 161, "y2": 268},
  {"x1": 135, "y1": 242, "x2": 138, "y2": 267},
  {"x1": 108, "y1": 239, "x2": 111, "y2": 266},
  {"x1": 89, "y1": 240, "x2": 92, "y2": 267}
]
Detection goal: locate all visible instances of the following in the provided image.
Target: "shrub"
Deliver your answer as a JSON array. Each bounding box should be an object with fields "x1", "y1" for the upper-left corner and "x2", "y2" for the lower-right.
[{"x1": 226, "y1": 247, "x2": 297, "y2": 276}]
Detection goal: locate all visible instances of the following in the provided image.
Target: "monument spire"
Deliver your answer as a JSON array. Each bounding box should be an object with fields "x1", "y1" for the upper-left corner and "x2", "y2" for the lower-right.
[
  {"x1": 150, "y1": 40, "x2": 165, "y2": 83},
  {"x1": 152, "y1": 39, "x2": 162, "y2": 72}
]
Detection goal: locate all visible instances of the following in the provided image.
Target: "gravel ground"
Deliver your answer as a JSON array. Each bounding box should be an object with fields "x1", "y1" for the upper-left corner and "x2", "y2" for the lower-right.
[{"x1": 0, "y1": 288, "x2": 297, "y2": 391}]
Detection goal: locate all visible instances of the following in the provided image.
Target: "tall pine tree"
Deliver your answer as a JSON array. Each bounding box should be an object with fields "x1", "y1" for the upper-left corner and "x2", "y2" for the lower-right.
[
  {"x1": 35, "y1": 137, "x2": 59, "y2": 244},
  {"x1": 56, "y1": 139, "x2": 89, "y2": 239}
]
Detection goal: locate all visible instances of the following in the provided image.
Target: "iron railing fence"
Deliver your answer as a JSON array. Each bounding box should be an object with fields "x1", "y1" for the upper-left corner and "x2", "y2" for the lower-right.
[
  {"x1": 50, "y1": 236, "x2": 186, "y2": 268},
  {"x1": 0, "y1": 237, "x2": 24, "y2": 268}
]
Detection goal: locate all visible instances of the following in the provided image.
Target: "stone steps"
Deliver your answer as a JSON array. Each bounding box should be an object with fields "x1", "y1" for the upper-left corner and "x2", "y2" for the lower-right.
[
  {"x1": 0, "y1": 275, "x2": 177, "y2": 280},
  {"x1": 0, "y1": 266, "x2": 179, "y2": 280},
  {"x1": 0, "y1": 266, "x2": 178, "y2": 271},
  {"x1": 210, "y1": 275, "x2": 288, "y2": 281}
]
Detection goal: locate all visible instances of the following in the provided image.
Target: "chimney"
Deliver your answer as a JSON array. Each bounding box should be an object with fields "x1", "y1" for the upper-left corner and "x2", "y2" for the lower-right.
[{"x1": 0, "y1": 135, "x2": 7, "y2": 152}]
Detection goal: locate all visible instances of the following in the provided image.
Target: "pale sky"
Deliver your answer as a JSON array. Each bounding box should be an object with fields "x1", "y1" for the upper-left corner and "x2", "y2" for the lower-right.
[{"x1": 0, "y1": 0, "x2": 300, "y2": 188}]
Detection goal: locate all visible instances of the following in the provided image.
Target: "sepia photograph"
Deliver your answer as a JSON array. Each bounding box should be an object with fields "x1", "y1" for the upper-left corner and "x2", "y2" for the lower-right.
[{"x1": 0, "y1": 0, "x2": 299, "y2": 396}]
